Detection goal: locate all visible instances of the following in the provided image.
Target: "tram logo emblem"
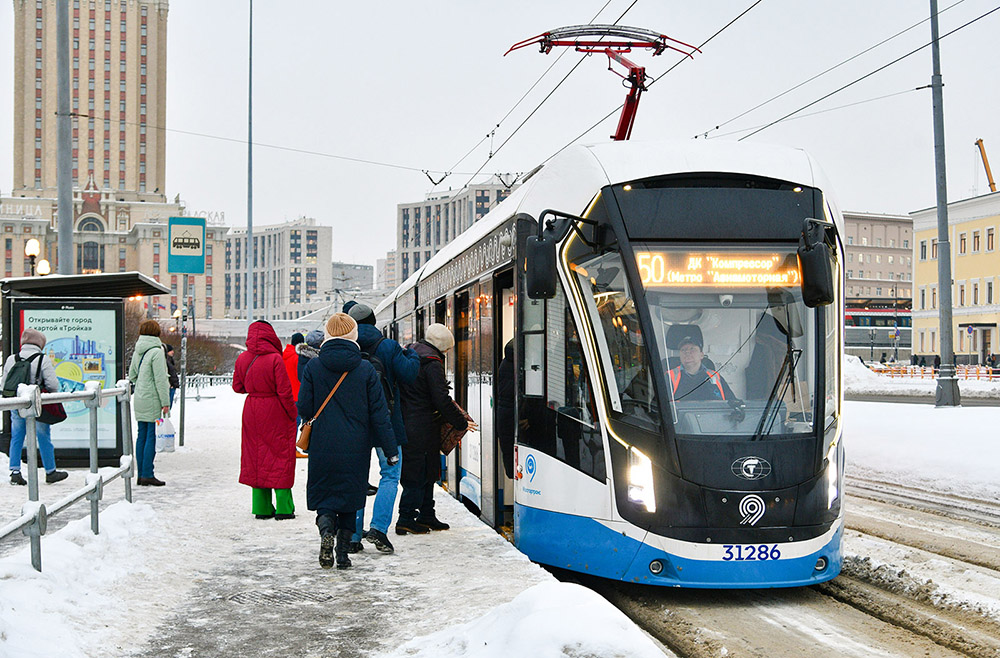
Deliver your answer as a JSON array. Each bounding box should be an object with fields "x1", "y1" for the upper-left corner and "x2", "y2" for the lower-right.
[
  {"x1": 732, "y1": 456, "x2": 771, "y2": 480},
  {"x1": 525, "y1": 455, "x2": 536, "y2": 482},
  {"x1": 738, "y1": 495, "x2": 766, "y2": 526}
]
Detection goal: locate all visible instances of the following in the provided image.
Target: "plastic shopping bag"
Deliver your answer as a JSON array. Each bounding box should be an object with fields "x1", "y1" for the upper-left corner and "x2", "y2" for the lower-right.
[{"x1": 155, "y1": 416, "x2": 176, "y2": 453}]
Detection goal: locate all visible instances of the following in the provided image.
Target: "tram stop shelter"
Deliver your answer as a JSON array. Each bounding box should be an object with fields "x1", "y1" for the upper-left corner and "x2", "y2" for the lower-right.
[{"x1": 1, "y1": 272, "x2": 169, "y2": 467}]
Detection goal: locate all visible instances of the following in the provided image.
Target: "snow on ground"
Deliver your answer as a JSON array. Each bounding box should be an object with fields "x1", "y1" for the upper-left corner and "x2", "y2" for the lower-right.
[
  {"x1": 0, "y1": 386, "x2": 668, "y2": 658},
  {"x1": 844, "y1": 354, "x2": 1000, "y2": 398}
]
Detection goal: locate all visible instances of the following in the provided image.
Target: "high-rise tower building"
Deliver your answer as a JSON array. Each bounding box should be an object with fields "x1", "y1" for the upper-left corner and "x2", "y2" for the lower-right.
[{"x1": 12, "y1": 0, "x2": 168, "y2": 201}]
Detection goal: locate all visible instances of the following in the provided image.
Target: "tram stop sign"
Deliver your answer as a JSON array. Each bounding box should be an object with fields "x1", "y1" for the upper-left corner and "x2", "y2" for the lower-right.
[{"x1": 168, "y1": 217, "x2": 206, "y2": 274}]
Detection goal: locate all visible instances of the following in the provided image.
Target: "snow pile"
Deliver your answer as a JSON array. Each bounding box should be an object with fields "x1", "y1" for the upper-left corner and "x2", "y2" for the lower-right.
[
  {"x1": 843, "y1": 355, "x2": 1000, "y2": 398},
  {"x1": 0, "y1": 502, "x2": 156, "y2": 658},
  {"x1": 845, "y1": 401, "x2": 1000, "y2": 501},
  {"x1": 381, "y1": 581, "x2": 666, "y2": 658}
]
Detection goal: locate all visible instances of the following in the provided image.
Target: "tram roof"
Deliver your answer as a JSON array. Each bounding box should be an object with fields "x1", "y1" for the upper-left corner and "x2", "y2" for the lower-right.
[{"x1": 376, "y1": 139, "x2": 838, "y2": 316}]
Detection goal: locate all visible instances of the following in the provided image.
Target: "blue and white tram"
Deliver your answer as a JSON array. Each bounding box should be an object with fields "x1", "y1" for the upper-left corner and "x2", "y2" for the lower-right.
[{"x1": 375, "y1": 139, "x2": 845, "y2": 588}]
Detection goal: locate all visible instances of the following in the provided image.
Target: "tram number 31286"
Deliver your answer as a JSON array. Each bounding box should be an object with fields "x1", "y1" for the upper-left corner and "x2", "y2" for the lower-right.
[{"x1": 722, "y1": 544, "x2": 782, "y2": 561}]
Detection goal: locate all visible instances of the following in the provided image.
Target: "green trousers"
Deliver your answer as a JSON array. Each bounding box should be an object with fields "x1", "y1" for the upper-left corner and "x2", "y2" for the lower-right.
[{"x1": 252, "y1": 487, "x2": 295, "y2": 516}]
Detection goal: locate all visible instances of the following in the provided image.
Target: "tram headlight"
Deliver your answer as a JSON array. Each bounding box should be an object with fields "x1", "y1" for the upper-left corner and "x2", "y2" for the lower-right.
[
  {"x1": 628, "y1": 447, "x2": 656, "y2": 513},
  {"x1": 826, "y1": 449, "x2": 839, "y2": 509}
]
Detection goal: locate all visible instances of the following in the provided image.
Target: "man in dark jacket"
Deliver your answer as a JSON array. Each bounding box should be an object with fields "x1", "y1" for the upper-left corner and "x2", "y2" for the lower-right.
[
  {"x1": 347, "y1": 303, "x2": 420, "y2": 553},
  {"x1": 163, "y1": 345, "x2": 180, "y2": 408},
  {"x1": 496, "y1": 339, "x2": 516, "y2": 480},
  {"x1": 395, "y1": 323, "x2": 475, "y2": 534}
]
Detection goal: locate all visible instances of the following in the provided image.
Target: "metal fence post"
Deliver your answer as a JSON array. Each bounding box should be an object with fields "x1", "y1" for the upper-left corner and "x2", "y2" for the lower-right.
[
  {"x1": 83, "y1": 380, "x2": 103, "y2": 535},
  {"x1": 117, "y1": 378, "x2": 135, "y2": 503},
  {"x1": 17, "y1": 383, "x2": 44, "y2": 571}
]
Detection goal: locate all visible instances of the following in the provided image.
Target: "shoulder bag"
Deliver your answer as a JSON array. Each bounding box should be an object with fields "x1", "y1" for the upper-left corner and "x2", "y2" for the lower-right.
[
  {"x1": 33, "y1": 355, "x2": 67, "y2": 425},
  {"x1": 296, "y1": 371, "x2": 348, "y2": 452}
]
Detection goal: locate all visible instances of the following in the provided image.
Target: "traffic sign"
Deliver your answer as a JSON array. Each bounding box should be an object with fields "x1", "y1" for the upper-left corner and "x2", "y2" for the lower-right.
[
  {"x1": 167, "y1": 217, "x2": 206, "y2": 274},
  {"x1": 968, "y1": 326, "x2": 974, "y2": 335}
]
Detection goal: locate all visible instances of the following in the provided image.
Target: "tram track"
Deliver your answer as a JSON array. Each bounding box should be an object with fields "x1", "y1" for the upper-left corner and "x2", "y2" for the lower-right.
[{"x1": 845, "y1": 475, "x2": 1000, "y2": 527}]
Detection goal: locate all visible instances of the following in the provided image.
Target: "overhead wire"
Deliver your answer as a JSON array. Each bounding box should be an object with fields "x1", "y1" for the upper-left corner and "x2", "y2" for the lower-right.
[
  {"x1": 539, "y1": 0, "x2": 764, "y2": 166},
  {"x1": 461, "y1": 0, "x2": 640, "y2": 190},
  {"x1": 698, "y1": 0, "x2": 968, "y2": 139},
  {"x1": 737, "y1": 3, "x2": 1000, "y2": 140}
]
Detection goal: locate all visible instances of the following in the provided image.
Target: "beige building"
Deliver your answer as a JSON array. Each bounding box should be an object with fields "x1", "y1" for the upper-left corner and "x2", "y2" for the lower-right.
[
  {"x1": 843, "y1": 211, "x2": 913, "y2": 301},
  {"x1": 5, "y1": 1, "x2": 231, "y2": 319},
  {"x1": 12, "y1": 0, "x2": 167, "y2": 199},
  {"x1": 395, "y1": 178, "x2": 516, "y2": 283},
  {"x1": 912, "y1": 191, "x2": 1000, "y2": 364}
]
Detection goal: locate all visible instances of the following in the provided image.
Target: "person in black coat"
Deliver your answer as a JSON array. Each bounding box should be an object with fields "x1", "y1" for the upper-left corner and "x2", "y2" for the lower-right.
[
  {"x1": 395, "y1": 323, "x2": 475, "y2": 534},
  {"x1": 163, "y1": 345, "x2": 180, "y2": 408},
  {"x1": 298, "y1": 313, "x2": 398, "y2": 570},
  {"x1": 496, "y1": 339, "x2": 516, "y2": 480}
]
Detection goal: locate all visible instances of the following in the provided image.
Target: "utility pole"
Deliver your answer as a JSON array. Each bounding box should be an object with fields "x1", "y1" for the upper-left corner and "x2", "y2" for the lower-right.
[
  {"x1": 56, "y1": 0, "x2": 73, "y2": 274},
  {"x1": 246, "y1": 0, "x2": 255, "y2": 323},
  {"x1": 929, "y1": 0, "x2": 961, "y2": 406}
]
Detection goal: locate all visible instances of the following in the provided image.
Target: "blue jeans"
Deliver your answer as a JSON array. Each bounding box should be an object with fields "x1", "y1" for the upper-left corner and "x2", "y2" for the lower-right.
[
  {"x1": 135, "y1": 421, "x2": 157, "y2": 479},
  {"x1": 8, "y1": 413, "x2": 56, "y2": 473},
  {"x1": 353, "y1": 447, "x2": 401, "y2": 540},
  {"x1": 169, "y1": 388, "x2": 176, "y2": 408}
]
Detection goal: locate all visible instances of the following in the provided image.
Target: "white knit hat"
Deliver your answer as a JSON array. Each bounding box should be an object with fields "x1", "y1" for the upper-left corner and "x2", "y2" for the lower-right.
[
  {"x1": 324, "y1": 313, "x2": 358, "y2": 344},
  {"x1": 424, "y1": 323, "x2": 454, "y2": 353}
]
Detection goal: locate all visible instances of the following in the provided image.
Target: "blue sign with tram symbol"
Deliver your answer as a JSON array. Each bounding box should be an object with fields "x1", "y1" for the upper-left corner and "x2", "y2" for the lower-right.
[{"x1": 167, "y1": 217, "x2": 206, "y2": 274}]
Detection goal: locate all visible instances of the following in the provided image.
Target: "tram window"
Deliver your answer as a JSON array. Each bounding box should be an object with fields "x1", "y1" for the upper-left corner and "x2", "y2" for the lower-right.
[
  {"x1": 519, "y1": 286, "x2": 605, "y2": 481},
  {"x1": 567, "y1": 248, "x2": 658, "y2": 426}
]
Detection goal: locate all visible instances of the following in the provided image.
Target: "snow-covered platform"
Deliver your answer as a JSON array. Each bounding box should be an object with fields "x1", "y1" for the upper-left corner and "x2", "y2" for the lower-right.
[{"x1": 0, "y1": 387, "x2": 669, "y2": 658}]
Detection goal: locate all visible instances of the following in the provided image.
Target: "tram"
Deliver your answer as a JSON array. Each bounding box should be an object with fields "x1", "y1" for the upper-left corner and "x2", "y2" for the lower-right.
[{"x1": 375, "y1": 139, "x2": 845, "y2": 588}]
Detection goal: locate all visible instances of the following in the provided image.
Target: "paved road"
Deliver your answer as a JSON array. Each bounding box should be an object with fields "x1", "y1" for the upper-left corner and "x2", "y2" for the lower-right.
[{"x1": 846, "y1": 393, "x2": 1000, "y2": 406}]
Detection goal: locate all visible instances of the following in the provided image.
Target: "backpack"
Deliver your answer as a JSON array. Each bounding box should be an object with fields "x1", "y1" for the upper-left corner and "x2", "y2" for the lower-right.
[
  {"x1": 2, "y1": 352, "x2": 43, "y2": 397},
  {"x1": 362, "y1": 337, "x2": 394, "y2": 414}
]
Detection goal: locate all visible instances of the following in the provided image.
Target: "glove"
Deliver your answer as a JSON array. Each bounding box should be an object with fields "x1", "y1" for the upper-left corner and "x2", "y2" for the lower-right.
[{"x1": 387, "y1": 454, "x2": 399, "y2": 466}]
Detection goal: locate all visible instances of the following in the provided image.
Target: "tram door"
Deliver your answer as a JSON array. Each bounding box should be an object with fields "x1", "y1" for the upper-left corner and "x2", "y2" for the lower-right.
[
  {"x1": 454, "y1": 289, "x2": 481, "y2": 512},
  {"x1": 494, "y1": 270, "x2": 516, "y2": 525},
  {"x1": 478, "y1": 277, "x2": 497, "y2": 526}
]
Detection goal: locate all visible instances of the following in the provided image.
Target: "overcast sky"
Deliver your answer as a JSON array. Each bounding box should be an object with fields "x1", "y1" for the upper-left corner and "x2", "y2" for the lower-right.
[{"x1": 2, "y1": 0, "x2": 999, "y2": 269}]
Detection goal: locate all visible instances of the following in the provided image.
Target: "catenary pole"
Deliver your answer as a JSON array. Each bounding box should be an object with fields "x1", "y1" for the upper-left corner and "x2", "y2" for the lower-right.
[
  {"x1": 56, "y1": 0, "x2": 73, "y2": 274},
  {"x1": 929, "y1": 0, "x2": 960, "y2": 406},
  {"x1": 246, "y1": 0, "x2": 254, "y2": 323}
]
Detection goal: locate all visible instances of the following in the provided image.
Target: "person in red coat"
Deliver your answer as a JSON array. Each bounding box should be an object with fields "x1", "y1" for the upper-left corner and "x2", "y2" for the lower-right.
[
  {"x1": 282, "y1": 332, "x2": 304, "y2": 400},
  {"x1": 233, "y1": 320, "x2": 298, "y2": 520}
]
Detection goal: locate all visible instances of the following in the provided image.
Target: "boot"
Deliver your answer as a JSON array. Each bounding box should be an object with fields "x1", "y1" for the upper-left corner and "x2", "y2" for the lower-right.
[
  {"x1": 317, "y1": 514, "x2": 336, "y2": 569},
  {"x1": 416, "y1": 515, "x2": 450, "y2": 531},
  {"x1": 335, "y1": 529, "x2": 353, "y2": 569}
]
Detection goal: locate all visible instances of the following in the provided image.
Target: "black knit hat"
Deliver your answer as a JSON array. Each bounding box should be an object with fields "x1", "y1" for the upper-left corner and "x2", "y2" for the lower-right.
[
  {"x1": 348, "y1": 303, "x2": 376, "y2": 326},
  {"x1": 291, "y1": 332, "x2": 305, "y2": 345}
]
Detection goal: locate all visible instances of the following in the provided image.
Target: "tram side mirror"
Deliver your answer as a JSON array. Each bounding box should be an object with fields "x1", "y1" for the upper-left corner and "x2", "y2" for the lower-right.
[
  {"x1": 526, "y1": 234, "x2": 558, "y2": 299},
  {"x1": 797, "y1": 218, "x2": 836, "y2": 308}
]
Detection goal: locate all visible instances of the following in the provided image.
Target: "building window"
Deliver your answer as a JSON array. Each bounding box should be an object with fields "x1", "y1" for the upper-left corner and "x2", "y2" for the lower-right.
[
  {"x1": 959, "y1": 233, "x2": 967, "y2": 254},
  {"x1": 959, "y1": 284, "x2": 965, "y2": 306},
  {"x1": 920, "y1": 288, "x2": 926, "y2": 310},
  {"x1": 973, "y1": 231, "x2": 981, "y2": 253},
  {"x1": 989, "y1": 228, "x2": 995, "y2": 252},
  {"x1": 989, "y1": 281, "x2": 994, "y2": 305},
  {"x1": 973, "y1": 283, "x2": 979, "y2": 305},
  {"x1": 932, "y1": 287, "x2": 937, "y2": 309},
  {"x1": 931, "y1": 239, "x2": 938, "y2": 259},
  {"x1": 903, "y1": 239, "x2": 909, "y2": 248}
]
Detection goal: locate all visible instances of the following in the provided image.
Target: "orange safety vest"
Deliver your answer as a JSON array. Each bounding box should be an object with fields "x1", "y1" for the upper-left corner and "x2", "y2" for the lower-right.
[{"x1": 669, "y1": 366, "x2": 727, "y2": 400}]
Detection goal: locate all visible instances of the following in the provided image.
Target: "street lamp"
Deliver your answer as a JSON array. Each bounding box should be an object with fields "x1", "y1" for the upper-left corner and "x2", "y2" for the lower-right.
[
  {"x1": 24, "y1": 238, "x2": 41, "y2": 275},
  {"x1": 869, "y1": 328, "x2": 877, "y2": 361},
  {"x1": 36, "y1": 259, "x2": 51, "y2": 276}
]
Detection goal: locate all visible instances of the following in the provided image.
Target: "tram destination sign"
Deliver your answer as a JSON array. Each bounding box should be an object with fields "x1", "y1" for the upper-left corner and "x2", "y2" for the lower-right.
[
  {"x1": 636, "y1": 249, "x2": 801, "y2": 288},
  {"x1": 421, "y1": 219, "x2": 515, "y2": 300}
]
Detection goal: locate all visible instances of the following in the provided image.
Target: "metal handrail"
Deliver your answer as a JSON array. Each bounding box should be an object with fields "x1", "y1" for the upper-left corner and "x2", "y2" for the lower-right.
[{"x1": 0, "y1": 379, "x2": 135, "y2": 572}]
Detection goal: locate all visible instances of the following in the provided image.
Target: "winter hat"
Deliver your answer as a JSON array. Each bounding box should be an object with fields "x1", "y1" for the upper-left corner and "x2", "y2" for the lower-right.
[
  {"x1": 348, "y1": 303, "x2": 376, "y2": 326},
  {"x1": 305, "y1": 329, "x2": 324, "y2": 349},
  {"x1": 291, "y1": 332, "x2": 305, "y2": 345},
  {"x1": 424, "y1": 323, "x2": 455, "y2": 353},
  {"x1": 325, "y1": 312, "x2": 358, "y2": 344},
  {"x1": 342, "y1": 300, "x2": 358, "y2": 313},
  {"x1": 20, "y1": 328, "x2": 46, "y2": 349}
]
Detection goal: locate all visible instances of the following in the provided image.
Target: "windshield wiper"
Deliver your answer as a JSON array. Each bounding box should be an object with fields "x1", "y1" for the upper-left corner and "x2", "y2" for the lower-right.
[{"x1": 751, "y1": 339, "x2": 802, "y2": 441}]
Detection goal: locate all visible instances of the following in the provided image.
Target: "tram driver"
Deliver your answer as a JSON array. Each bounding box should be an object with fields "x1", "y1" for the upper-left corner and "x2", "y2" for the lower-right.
[{"x1": 667, "y1": 326, "x2": 736, "y2": 403}]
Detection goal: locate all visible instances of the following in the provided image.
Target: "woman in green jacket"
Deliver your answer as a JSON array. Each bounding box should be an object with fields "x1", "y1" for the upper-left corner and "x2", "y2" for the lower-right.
[{"x1": 128, "y1": 320, "x2": 171, "y2": 486}]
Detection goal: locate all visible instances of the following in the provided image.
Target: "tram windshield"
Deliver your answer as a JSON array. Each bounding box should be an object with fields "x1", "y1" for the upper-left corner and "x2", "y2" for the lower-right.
[{"x1": 569, "y1": 243, "x2": 821, "y2": 439}]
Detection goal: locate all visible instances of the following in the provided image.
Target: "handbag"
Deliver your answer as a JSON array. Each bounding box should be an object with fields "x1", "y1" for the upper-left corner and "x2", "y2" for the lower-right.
[
  {"x1": 440, "y1": 401, "x2": 473, "y2": 456},
  {"x1": 296, "y1": 371, "x2": 348, "y2": 451},
  {"x1": 30, "y1": 355, "x2": 67, "y2": 425}
]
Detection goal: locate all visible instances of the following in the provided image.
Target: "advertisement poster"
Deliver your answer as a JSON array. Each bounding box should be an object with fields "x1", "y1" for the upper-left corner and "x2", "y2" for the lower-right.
[{"x1": 13, "y1": 301, "x2": 122, "y2": 452}]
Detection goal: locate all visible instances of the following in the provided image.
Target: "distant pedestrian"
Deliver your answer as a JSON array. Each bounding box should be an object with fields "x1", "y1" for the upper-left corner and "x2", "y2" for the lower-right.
[
  {"x1": 347, "y1": 303, "x2": 420, "y2": 554},
  {"x1": 233, "y1": 321, "x2": 298, "y2": 520},
  {"x1": 296, "y1": 329, "x2": 323, "y2": 382},
  {"x1": 128, "y1": 321, "x2": 171, "y2": 487},
  {"x1": 300, "y1": 313, "x2": 398, "y2": 569},
  {"x1": 163, "y1": 345, "x2": 180, "y2": 408},
  {"x1": 879, "y1": 352, "x2": 887, "y2": 364},
  {"x1": 396, "y1": 323, "x2": 477, "y2": 535},
  {"x1": 2, "y1": 328, "x2": 68, "y2": 486},
  {"x1": 283, "y1": 333, "x2": 304, "y2": 401},
  {"x1": 934, "y1": 354, "x2": 941, "y2": 370}
]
